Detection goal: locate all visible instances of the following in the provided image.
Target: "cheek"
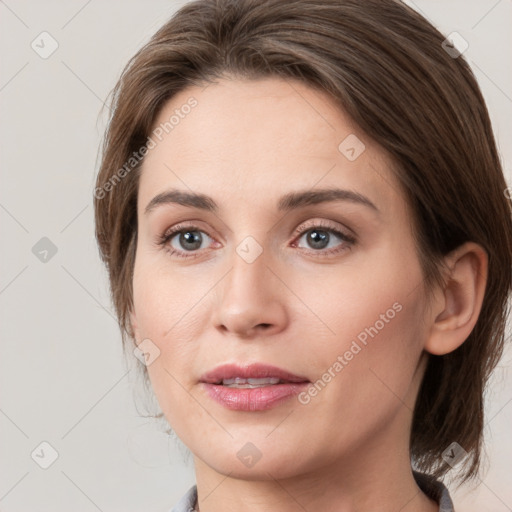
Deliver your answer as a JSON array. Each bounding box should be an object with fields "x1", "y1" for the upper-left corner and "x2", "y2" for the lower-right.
[
  {"x1": 289, "y1": 242, "x2": 426, "y2": 356},
  {"x1": 311, "y1": 262, "x2": 426, "y2": 428},
  {"x1": 131, "y1": 257, "x2": 210, "y2": 410},
  {"x1": 132, "y1": 254, "x2": 212, "y2": 342},
  {"x1": 292, "y1": 246, "x2": 427, "y2": 411},
  {"x1": 132, "y1": 282, "x2": 206, "y2": 438}
]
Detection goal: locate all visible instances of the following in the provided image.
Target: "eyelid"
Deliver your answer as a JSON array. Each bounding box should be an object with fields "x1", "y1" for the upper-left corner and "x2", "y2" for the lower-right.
[
  {"x1": 160, "y1": 218, "x2": 227, "y2": 247},
  {"x1": 291, "y1": 218, "x2": 356, "y2": 241},
  {"x1": 160, "y1": 221, "x2": 211, "y2": 242}
]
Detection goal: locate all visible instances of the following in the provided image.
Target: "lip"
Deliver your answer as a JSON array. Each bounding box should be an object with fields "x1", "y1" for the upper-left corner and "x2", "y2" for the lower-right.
[
  {"x1": 199, "y1": 363, "x2": 310, "y2": 412},
  {"x1": 200, "y1": 363, "x2": 309, "y2": 384}
]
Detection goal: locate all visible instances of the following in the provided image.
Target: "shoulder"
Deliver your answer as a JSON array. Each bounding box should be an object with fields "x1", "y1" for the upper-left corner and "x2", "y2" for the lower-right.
[
  {"x1": 169, "y1": 477, "x2": 454, "y2": 511},
  {"x1": 413, "y1": 471, "x2": 455, "y2": 512},
  {"x1": 168, "y1": 484, "x2": 197, "y2": 512}
]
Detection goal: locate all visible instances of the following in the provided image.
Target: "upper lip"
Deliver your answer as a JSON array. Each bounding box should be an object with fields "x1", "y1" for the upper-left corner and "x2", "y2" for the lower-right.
[{"x1": 199, "y1": 363, "x2": 310, "y2": 384}]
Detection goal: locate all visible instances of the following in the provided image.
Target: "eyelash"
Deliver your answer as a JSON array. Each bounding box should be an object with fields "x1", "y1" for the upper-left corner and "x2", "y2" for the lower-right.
[{"x1": 157, "y1": 220, "x2": 356, "y2": 260}]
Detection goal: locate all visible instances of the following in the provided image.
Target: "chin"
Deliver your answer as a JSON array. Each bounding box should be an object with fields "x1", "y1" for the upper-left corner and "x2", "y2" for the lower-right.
[
  {"x1": 192, "y1": 435, "x2": 316, "y2": 481},
  {"x1": 203, "y1": 454, "x2": 305, "y2": 481}
]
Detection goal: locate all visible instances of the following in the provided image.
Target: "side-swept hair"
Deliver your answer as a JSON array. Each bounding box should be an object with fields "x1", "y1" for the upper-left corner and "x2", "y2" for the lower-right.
[{"x1": 94, "y1": 0, "x2": 512, "y2": 484}]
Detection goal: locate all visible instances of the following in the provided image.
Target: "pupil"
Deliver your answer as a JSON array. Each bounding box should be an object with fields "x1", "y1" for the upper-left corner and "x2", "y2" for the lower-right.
[
  {"x1": 181, "y1": 231, "x2": 202, "y2": 250},
  {"x1": 308, "y1": 230, "x2": 329, "y2": 249}
]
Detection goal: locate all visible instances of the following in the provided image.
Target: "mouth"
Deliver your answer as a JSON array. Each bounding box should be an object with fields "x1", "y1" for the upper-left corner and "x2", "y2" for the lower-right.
[
  {"x1": 199, "y1": 363, "x2": 310, "y2": 386},
  {"x1": 219, "y1": 377, "x2": 288, "y2": 388},
  {"x1": 199, "y1": 363, "x2": 310, "y2": 411}
]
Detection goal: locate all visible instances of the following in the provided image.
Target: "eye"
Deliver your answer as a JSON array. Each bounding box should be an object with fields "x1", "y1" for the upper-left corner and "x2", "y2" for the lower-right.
[
  {"x1": 157, "y1": 220, "x2": 356, "y2": 260},
  {"x1": 292, "y1": 220, "x2": 356, "y2": 256},
  {"x1": 157, "y1": 223, "x2": 216, "y2": 259}
]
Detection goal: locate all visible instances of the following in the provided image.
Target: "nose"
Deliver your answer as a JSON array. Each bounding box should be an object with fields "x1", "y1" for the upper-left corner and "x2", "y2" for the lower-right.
[{"x1": 212, "y1": 246, "x2": 288, "y2": 339}]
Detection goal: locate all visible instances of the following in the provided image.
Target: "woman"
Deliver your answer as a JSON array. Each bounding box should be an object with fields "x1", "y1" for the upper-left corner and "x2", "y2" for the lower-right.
[{"x1": 94, "y1": 0, "x2": 512, "y2": 510}]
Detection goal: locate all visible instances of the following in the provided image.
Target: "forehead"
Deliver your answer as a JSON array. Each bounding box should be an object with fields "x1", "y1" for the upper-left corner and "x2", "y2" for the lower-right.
[{"x1": 138, "y1": 76, "x2": 403, "y2": 217}]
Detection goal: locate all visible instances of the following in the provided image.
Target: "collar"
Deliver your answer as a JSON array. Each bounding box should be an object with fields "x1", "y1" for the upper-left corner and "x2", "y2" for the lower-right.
[{"x1": 170, "y1": 472, "x2": 455, "y2": 512}]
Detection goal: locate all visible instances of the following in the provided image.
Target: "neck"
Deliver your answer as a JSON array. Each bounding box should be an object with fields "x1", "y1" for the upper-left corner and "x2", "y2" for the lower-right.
[{"x1": 192, "y1": 412, "x2": 439, "y2": 512}]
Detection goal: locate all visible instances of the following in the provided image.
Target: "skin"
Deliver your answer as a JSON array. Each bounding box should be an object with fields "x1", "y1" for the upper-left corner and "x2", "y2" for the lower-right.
[{"x1": 130, "y1": 76, "x2": 488, "y2": 512}]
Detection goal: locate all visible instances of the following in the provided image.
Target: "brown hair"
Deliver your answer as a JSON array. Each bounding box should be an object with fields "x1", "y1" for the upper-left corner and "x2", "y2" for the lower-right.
[{"x1": 94, "y1": 0, "x2": 512, "y2": 484}]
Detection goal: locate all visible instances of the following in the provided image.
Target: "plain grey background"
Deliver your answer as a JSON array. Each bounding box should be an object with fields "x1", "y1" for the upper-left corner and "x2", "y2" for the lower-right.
[{"x1": 0, "y1": 1, "x2": 510, "y2": 511}]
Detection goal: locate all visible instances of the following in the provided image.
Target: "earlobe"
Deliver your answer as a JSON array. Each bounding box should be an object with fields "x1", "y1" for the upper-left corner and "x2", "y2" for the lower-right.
[{"x1": 425, "y1": 242, "x2": 488, "y2": 356}]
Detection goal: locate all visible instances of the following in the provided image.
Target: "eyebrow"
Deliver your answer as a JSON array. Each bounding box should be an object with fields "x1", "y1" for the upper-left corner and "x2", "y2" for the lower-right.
[{"x1": 144, "y1": 187, "x2": 379, "y2": 215}]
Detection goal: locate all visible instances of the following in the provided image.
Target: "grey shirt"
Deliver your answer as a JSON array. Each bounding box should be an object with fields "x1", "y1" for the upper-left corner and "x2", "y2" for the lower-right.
[{"x1": 169, "y1": 471, "x2": 455, "y2": 511}]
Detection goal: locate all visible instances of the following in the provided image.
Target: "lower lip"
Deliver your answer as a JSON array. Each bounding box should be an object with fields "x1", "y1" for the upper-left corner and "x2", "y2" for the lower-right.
[{"x1": 201, "y1": 382, "x2": 309, "y2": 411}]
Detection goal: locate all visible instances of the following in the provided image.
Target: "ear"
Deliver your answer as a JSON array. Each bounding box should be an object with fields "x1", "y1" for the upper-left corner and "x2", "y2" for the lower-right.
[{"x1": 424, "y1": 242, "x2": 488, "y2": 356}]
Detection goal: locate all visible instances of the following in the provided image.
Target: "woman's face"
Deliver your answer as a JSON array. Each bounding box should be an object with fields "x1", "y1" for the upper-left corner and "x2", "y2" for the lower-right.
[{"x1": 131, "y1": 76, "x2": 433, "y2": 479}]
